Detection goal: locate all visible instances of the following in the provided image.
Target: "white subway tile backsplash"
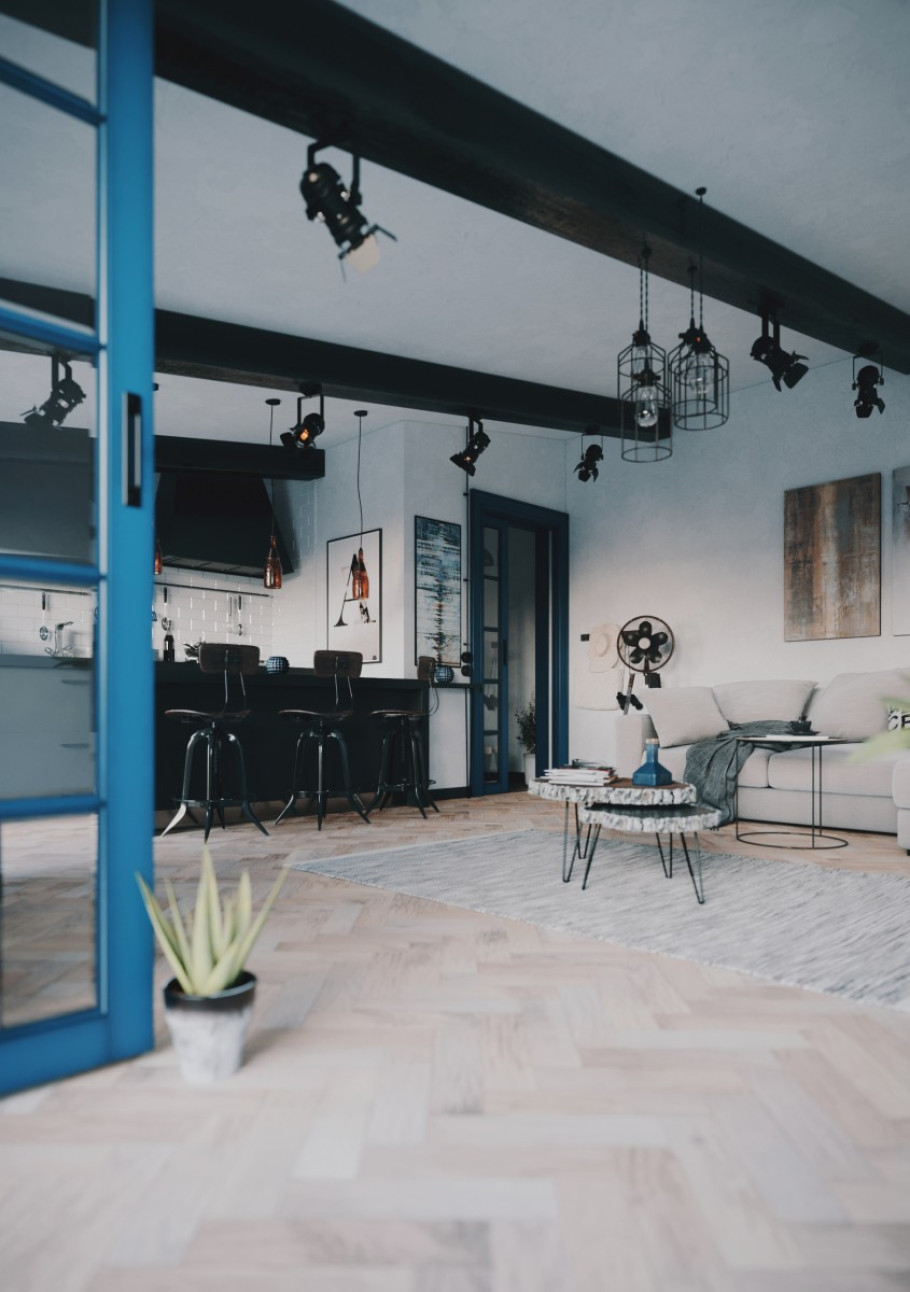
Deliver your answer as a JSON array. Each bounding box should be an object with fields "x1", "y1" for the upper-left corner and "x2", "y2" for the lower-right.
[{"x1": 1, "y1": 571, "x2": 277, "y2": 660}]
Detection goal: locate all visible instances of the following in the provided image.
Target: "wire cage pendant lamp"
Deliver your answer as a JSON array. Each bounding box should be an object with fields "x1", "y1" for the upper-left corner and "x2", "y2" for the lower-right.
[
  {"x1": 669, "y1": 187, "x2": 729, "y2": 430},
  {"x1": 618, "y1": 245, "x2": 671, "y2": 463},
  {"x1": 263, "y1": 397, "x2": 283, "y2": 589}
]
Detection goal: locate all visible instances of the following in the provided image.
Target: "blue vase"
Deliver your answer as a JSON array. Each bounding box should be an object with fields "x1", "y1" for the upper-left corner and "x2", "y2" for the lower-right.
[{"x1": 632, "y1": 739, "x2": 672, "y2": 787}]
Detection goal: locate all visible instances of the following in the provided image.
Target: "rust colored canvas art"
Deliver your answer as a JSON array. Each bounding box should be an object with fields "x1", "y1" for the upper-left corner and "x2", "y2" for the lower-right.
[{"x1": 784, "y1": 473, "x2": 881, "y2": 641}]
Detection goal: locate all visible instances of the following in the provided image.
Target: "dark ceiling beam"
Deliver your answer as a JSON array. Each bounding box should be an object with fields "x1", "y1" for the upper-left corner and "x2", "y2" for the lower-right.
[
  {"x1": 156, "y1": 434, "x2": 324, "y2": 480},
  {"x1": 12, "y1": 0, "x2": 910, "y2": 369},
  {"x1": 154, "y1": 311, "x2": 623, "y2": 435},
  {"x1": 151, "y1": 0, "x2": 910, "y2": 372},
  {"x1": 0, "y1": 278, "x2": 622, "y2": 434}
]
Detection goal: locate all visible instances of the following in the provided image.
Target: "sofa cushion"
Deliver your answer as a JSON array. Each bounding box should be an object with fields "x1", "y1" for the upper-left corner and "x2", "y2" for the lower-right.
[
  {"x1": 808, "y1": 669, "x2": 910, "y2": 740},
  {"x1": 766, "y1": 744, "x2": 899, "y2": 796},
  {"x1": 645, "y1": 687, "x2": 727, "y2": 748},
  {"x1": 713, "y1": 678, "x2": 816, "y2": 725}
]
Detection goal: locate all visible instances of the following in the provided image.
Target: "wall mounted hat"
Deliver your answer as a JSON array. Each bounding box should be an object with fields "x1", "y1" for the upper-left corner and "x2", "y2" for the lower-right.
[{"x1": 587, "y1": 622, "x2": 620, "y2": 672}]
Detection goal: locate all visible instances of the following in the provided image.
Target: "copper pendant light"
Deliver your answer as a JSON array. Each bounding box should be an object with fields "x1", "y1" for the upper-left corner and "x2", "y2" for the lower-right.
[{"x1": 352, "y1": 410, "x2": 369, "y2": 598}]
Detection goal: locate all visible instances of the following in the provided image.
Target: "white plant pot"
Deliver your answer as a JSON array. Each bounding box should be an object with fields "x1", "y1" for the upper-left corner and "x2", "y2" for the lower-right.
[
  {"x1": 524, "y1": 752, "x2": 538, "y2": 785},
  {"x1": 163, "y1": 971, "x2": 256, "y2": 1085}
]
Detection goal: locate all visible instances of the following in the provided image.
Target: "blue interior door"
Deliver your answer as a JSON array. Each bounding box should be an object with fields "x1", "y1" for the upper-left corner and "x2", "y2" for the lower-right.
[{"x1": 0, "y1": 0, "x2": 155, "y2": 1095}]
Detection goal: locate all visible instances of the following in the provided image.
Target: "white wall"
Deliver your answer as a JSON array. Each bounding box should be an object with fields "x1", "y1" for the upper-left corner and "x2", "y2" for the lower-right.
[
  {"x1": 569, "y1": 361, "x2": 910, "y2": 760},
  {"x1": 273, "y1": 416, "x2": 572, "y2": 786}
]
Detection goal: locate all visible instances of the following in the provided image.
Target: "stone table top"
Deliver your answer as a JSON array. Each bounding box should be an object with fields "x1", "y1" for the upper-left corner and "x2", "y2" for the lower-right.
[
  {"x1": 577, "y1": 801, "x2": 722, "y2": 834},
  {"x1": 529, "y1": 777, "x2": 697, "y2": 807}
]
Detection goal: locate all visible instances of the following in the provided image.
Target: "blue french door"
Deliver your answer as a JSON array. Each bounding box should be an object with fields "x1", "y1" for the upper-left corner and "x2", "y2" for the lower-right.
[{"x1": 0, "y1": 0, "x2": 155, "y2": 1094}]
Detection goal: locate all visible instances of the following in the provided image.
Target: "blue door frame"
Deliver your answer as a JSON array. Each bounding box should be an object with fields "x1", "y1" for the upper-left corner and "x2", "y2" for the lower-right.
[
  {"x1": 0, "y1": 0, "x2": 155, "y2": 1095},
  {"x1": 468, "y1": 490, "x2": 569, "y2": 795}
]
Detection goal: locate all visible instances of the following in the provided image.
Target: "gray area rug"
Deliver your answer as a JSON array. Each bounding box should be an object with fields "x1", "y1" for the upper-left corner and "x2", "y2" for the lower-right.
[{"x1": 290, "y1": 829, "x2": 910, "y2": 1011}]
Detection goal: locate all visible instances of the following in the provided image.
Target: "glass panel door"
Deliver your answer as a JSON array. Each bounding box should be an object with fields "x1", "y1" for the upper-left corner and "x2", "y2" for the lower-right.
[
  {"x1": 474, "y1": 521, "x2": 510, "y2": 793},
  {"x1": 0, "y1": 0, "x2": 155, "y2": 1095}
]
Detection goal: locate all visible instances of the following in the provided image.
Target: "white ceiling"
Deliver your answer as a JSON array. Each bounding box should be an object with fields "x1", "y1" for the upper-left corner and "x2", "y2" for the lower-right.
[{"x1": 3, "y1": 1, "x2": 909, "y2": 447}]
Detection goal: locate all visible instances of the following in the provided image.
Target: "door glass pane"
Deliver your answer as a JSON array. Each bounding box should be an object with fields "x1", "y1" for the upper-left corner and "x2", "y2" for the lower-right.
[
  {"x1": 0, "y1": 82, "x2": 97, "y2": 321},
  {"x1": 0, "y1": 581, "x2": 97, "y2": 800},
  {"x1": 483, "y1": 733, "x2": 499, "y2": 782},
  {"x1": 483, "y1": 629, "x2": 499, "y2": 681},
  {"x1": 482, "y1": 527, "x2": 499, "y2": 577},
  {"x1": 0, "y1": 3, "x2": 97, "y2": 103},
  {"x1": 483, "y1": 574, "x2": 500, "y2": 627},
  {"x1": 0, "y1": 347, "x2": 96, "y2": 563},
  {"x1": 0, "y1": 812, "x2": 98, "y2": 1028}
]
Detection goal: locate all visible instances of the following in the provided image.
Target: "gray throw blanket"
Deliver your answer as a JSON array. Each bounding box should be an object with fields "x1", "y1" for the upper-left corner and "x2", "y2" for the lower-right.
[{"x1": 684, "y1": 720, "x2": 797, "y2": 824}]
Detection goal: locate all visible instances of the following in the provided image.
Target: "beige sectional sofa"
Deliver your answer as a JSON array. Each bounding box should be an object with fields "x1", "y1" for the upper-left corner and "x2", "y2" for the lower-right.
[{"x1": 640, "y1": 669, "x2": 910, "y2": 841}]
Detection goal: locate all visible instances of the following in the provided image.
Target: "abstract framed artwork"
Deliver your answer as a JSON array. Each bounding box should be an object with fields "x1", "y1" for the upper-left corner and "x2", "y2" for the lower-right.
[
  {"x1": 892, "y1": 467, "x2": 910, "y2": 636},
  {"x1": 784, "y1": 473, "x2": 881, "y2": 641},
  {"x1": 415, "y1": 516, "x2": 462, "y2": 665},
  {"x1": 327, "y1": 528, "x2": 382, "y2": 662}
]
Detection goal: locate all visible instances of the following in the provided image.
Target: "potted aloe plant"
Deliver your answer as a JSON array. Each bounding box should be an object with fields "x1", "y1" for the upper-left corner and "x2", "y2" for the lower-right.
[
  {"x1": 515, "y1": 695, "x2": 537, "y2": 785},
  {"x1": 136, "y1": 847, "x2": 286, "y2": 1084}
]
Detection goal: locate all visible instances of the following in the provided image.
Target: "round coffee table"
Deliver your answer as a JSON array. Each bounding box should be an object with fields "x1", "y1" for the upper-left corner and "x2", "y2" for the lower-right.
[
  {"x1": 577, "y1": 796, "x2": 721, "y2": 904},
  {"x1": 528, "y1": 776, "x2": 696, "y2": 882}
]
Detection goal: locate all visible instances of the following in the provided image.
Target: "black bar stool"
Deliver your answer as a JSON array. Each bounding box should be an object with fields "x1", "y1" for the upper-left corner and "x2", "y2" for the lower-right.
[
  {"x1": 274, "y1": 650, "x2": 370, "y2": 829},
  {"x1": 161, "y1": 642, "x2": 268, "y2": 841},
  {"x1": 367, "y1": 657, "x2": 439, "y2": 819}
]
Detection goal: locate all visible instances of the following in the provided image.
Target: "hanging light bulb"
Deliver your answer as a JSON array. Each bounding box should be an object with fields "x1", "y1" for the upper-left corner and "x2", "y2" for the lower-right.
[
  {"x1": 617, "y1": 246, "x2": 671, "y2": 462},
  {"x1": 669, "y1": 188, "x2": 730, "y2": 429},
  {"x1": 262, "y1": 397, "x2": 283, "y2": 590},
  {"x1": 154, "y1": 534, "x2": 163, "y2": 575},
  {"x1": 264, "y1": 535, "x2": 282, "y2": 590},
  {"x1": 634, "y1": 370, "x2": 660, "y2": 428}
]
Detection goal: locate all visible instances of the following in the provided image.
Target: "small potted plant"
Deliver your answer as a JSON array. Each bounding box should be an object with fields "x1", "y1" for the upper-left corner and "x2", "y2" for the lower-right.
[
  {"x1": 136, "y1": 847, "x2": 286, "y2": 1084},
  {"x1": 515, "y1": 695, "x2": 537, "y2": 784}
]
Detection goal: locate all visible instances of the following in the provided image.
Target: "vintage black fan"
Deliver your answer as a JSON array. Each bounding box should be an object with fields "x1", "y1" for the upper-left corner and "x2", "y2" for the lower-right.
[{"x1": 616, "y1": 616, "x2": 675, "y2": 711}]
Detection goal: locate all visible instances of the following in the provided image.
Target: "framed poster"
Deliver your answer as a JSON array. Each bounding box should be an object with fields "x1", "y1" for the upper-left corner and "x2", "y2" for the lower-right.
[
  {"x1": 415, "y1": 516, "x2": 462, "y2": 665},
  {"x1": 784, "y1": 473, "x2": 880, "y2": 641},
  {"x1": 892, "y1": 467, "x2": 910, "y2": 636},
  {"x1": 327, "y1": 528, "x2": 382, "y2": 663}
]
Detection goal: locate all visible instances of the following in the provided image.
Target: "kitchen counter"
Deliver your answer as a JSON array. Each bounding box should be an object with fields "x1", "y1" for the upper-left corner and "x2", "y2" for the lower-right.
[{"x1": 154, "y1": 662, "x2": 428, "y2": 814}]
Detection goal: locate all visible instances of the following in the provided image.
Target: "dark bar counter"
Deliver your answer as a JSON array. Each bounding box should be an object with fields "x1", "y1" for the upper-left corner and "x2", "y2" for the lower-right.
[{"x1": 155, "y1": 662, "x2": 427, "y2": 813}]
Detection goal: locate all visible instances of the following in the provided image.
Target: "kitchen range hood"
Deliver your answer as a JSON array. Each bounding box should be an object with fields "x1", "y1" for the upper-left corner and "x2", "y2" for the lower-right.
[{"x1": 155, "y1": 470, "x2": 294, "y2": 578}]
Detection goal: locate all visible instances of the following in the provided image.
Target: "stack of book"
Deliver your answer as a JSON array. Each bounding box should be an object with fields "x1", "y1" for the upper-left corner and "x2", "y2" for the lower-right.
[{"x1": 544, "y1": 765, "x2": 617, "y2": 785}]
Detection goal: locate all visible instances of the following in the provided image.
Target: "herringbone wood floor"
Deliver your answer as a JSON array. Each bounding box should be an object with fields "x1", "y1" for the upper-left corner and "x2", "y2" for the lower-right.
[{"x1": 3, "y1": 792, "x2": 910, "y2": 1291}]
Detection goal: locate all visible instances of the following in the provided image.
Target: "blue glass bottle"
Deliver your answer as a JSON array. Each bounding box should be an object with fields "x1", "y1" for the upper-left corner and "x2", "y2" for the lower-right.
[{"x1": 632, "y1": 738, "x2": 672, "y2": 787}]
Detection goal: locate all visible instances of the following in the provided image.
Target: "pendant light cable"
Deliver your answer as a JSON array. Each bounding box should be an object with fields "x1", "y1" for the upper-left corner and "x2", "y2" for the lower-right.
[{"x1": 355, "y1": 409, "x2": 365, "y2": 544}]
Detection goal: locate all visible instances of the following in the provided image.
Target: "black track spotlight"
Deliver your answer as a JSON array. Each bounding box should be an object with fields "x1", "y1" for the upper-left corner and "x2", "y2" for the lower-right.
[
  {"x1": 750, "y1": 312, "x2": 808, "y2": 391},
  {"x1": 853, "y1": 354, "x2": 885, "y2": 419},
  {"x1": 22, "y1": 355, "x2": 85, "y2": 429},
  {"x1": 574, "y1": 442, "x2": 603, "y2": 482},
  {"x1": 450, "y1": 416, "x2": 490, "y2": 476},
  {"x1": 300, "y1": 141, "x2": 396, "y2": 271},
  {"x1": 281, "y1": 385, "x2": 325, "y2": 449}
]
